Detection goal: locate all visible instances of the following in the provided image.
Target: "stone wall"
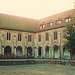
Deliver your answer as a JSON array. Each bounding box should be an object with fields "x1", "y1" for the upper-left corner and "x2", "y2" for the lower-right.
[{"x1": 0, "y1": 26, "x2": 70, "y2": 59}]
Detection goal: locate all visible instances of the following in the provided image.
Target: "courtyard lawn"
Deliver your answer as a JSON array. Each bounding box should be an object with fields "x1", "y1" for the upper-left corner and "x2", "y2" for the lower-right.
[{"x1": 0, "y1": 64, "x2": 75, "y2": 75}]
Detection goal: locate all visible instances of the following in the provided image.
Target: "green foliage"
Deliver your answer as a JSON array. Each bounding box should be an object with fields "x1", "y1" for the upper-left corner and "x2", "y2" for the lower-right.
[{"x1": 64, "y1": 21, "x2": 75, "y2": 55}]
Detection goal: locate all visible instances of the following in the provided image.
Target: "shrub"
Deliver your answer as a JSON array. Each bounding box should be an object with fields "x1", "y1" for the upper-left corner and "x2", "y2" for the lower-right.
[
  {"x1": 0, "y1": 54, "x2": 3, "y2": 58},
  {"x1": 4, "y1": 54, "x2": 11, "y2": 59},
  {"x1": 22, "y1": 55, "x2": 25, "y2": 59},
  {"x1": 11, "y1": 53, "x2": 15, "y2": 59}
]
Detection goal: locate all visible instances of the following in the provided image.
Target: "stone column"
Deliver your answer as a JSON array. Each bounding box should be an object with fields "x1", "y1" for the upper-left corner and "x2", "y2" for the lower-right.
[
  {"x1": 2, "y1": 47, "x2": 4, "y2": 55},
  {"x1": 13, "y1": 34, "x2": 16, "y2": 56},
  {"x1": 49, "y1": 33, "x2": 52, "y2": 58},
  {"x1": 58, "y1": 46, "x2": 61, "y2": 59},
  {"x1": 13, "y1": 46, "x2": 16, "y2": 56},
  {"x1": 49, "y1": 46, "x2": 52, "y2": 58},
  {"x1": 41, "y1": 47, "x2": 43, "y2": 58},
  {"x1": 34, "y1": 47, "x2": 38, "y2": 58},
  {"x1": 58, "y1": 32, "x2": 61, "y2": 59},
  {"x1": 61, "y1": 46, "x2": 64, "y2": 59},
  {"x1": 32, "y1": 47, "x2": 34, "y2": 57},
  {"x1": 42, "y1": 46, "x2": 45, "y2": 58},
  {"x1": 41, "y1": 35, "x2": 44, "y2": 58},
  {"x1": 24, "y1": 46, "x2": 27, "y2": 58},
  {"x1": 52, "y1": 48, "x2": 54, "y2": 58},
  {"x1": 22, "y1": 47, "x2": 25, "y2": 55},
  {"x1": 34, "y1": 35, "x2": 38, "y2": 58},
  {"x1": 24, "y1": 36, "x2": 27, "y2": 58},
  {"x1": 49, "y1": 47, "x2": 50, "y2": 58}
]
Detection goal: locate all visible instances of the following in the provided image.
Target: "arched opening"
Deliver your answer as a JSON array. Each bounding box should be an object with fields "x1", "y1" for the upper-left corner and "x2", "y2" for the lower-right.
[
  {"x1": 63, "y1": 46, "x2": 70, "y2": 58},
  {"x1": 54, "y1": 45, "x2": 58, "y2": 58},
  {"x1": 4, "y1": 46, "x2": 12, "y2": 58},
  {"x1": 16, "y1": 46, "x2": 23, "y2": 56},
  {"x1": 45, "y1": 46, "x2": 49, "y2": 58},
  {"x1": 27, "y1": 47, "x2": 32, "y2": 57},
  {"x1": 38, "y1": 47, "x2": 42, "y2": 57}
]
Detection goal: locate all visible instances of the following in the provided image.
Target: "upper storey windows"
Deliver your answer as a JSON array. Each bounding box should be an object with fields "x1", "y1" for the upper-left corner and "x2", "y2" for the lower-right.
[
  {"x1": 56, "y1": 20, "x2": 62, "y2": 25},
  {"x1": 28, "y1": 35, "x2": 32, "y2": 42},
  {"x1": 18, "y1": 33, "x2": 22, "y2": 41},
  {"x1": 40, "y1": 24, "x2": 46, "y2": 29},
  {"x1": 39, "y1": 17, "x2": 72, "y2": 30},
  {"x1": 65, "y1": 17, "x2": 71, "y2": 23},
  {"x1": 47, "y1": 22, "x2": 53, "y2": 27},
  {"x1": 7, "y1": 32, "x2": 11, "y2": 40}
]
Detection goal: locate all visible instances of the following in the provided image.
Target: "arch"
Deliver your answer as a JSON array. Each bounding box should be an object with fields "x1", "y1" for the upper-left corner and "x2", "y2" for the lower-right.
[
  {"x1": 63, "y1": 45, "x2": 70, "y2": 58},
  {"x1": 27, "y1": 46, "x2": 32, "y2": 57},
  {"x1": 16, "y1": 46, "x2": 23, "y2": 56},
  {"x1": 38, "y1": 46, "x2": 42, "y2": 56},
  {"x1": 45, "y1": 46, "x2": 49, "y2": 57},
  {"x1": 53, "y1": 45, "x2": 58, "y2": 58},
  {"x1": 4, "y1": 46, "x2": 12, "y2": 58}
]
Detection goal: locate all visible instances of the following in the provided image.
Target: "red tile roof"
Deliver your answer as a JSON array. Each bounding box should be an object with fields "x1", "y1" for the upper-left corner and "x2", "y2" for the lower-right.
[{"x1": 37, "y1": 9, "x2": 75, "y2": 32}]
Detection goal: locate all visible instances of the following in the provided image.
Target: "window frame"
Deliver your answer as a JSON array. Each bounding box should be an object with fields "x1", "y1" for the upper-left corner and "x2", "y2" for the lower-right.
[
  {"x1": 18, "y1": 33, "x2": 22, "y2": 41},
  {"x1": 56, "y1": 20, "x2": 62, "y2": 25},
  {"x1": 7, "y1": 32, "x2": 11, "y2": 40},
  {"x1": 40, "y1": 24, "x2": 46, "y2": 29},
  {"x1": 47, "y1": 22, "x2": 53, "y2": 27},
  {"x1": 28, "y1": 35, "x2": 32, "y2": 42},
  {"x1": 54, "y1": 31, "x2": 57, "y2": 40},
  {"x1": 65, "y1": 17, "x2": 71, "y2": 23},
  {"x1": 38, "y1": 35, "x2": 41, "y2": 42}
]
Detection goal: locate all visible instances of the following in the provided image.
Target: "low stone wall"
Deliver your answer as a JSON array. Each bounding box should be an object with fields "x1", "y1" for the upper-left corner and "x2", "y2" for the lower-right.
[
  {"x1": 0, "y1": 59, "x2": 75, "y2": 66},
  {"x1": 0, "y1": 60, "x2": 35, "y2": 66}
]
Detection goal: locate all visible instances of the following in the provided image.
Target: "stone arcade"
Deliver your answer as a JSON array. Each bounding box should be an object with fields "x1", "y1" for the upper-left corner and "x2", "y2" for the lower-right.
[{"x1": 0, "y1": 9, "x2": 75, "y2": 59}]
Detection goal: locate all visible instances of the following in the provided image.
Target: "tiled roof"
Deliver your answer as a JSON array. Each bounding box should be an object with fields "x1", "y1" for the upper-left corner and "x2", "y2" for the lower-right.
[
  {"x1": 37, "y1": 9, "x2": 75, "y2": 32},
  {"x1": 0, "y1": 13, "x2": 39, "y2": 32},
  {"x1": 0, "y1": 9, "x2": 75, "y2": 32}
]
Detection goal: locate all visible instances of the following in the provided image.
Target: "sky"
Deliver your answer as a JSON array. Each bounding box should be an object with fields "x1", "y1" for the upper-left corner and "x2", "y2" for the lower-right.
[{"x1": 0, "y1": 0, "x2": 75, "y2": 19}]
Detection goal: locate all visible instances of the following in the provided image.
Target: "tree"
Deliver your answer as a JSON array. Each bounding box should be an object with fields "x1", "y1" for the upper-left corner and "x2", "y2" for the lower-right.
[{"x1": 64, "y1": 21, "x2": 75, "y2": 58}]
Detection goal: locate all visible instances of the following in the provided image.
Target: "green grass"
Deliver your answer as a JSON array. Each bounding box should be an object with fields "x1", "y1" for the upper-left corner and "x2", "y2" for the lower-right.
[{"x1": 0, "y1": 64, "x2": 75, "y2": 75}]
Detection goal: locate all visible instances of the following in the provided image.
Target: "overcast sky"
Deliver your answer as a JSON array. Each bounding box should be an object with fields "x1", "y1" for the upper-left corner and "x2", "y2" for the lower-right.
[{"x1": 0, "y1": 0, "x2": 75, "y2": 19}]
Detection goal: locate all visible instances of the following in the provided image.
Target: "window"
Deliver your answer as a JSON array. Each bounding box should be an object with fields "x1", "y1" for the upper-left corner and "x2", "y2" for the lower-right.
[
  {"x1": 18, "y1": 33, "x2": 22, "y2": 41},
  {"x1": 46, "y1": 33, "x2": 49, "y2": 41},
  {"x1": 40, "y1": 24, "x2": 46, "y2": 29},
  {"x1": 7, "y1": 32, "x2": 11, "y2": 40},
  {"x1": 40, "y1": 25, "x2": 43, "y2": 29},
  {"x1": 47, "y1": 22, "x2": 53, "y2": 27},
  {"x1": 38, "y1": 35, "x2": 41, "y2": 42},
  {"x1": 28, "y1": 35, "x2": 32, "y2": 42},
  {"x1": 43, "y1": 24, "x2": 45, "y2": 28},
  {"x1": 56, "y1": 20, "x2": 62, "y2": 25},
  {"x1": 65, "y1": 17, "x2": 71, "y2": 23},
  {"x1": 54, "y1": 32, "x2": 57, "y2": 40}
]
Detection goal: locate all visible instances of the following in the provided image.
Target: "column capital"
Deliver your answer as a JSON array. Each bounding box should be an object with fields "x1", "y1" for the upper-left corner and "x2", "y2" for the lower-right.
[
  {"x1": 34, "y1": 46, "x2": 37, "y2": 49},
  {"x1": 25, "y1": 46, "x2": 27, "y2": 49},
  {"x1": 14, "y1": 46, "x2": 16, "y2": 48}
]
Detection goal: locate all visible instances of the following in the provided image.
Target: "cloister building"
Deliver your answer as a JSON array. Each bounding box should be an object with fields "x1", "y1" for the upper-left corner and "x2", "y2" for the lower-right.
[{"x1": 0, "y1": 8, "x2": 75, "y2": 59}]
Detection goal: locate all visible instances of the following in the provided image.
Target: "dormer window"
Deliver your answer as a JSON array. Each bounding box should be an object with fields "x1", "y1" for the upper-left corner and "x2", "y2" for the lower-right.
[
  {"x1": 43, "y1": 24, "x2": 45, "y2": 28},
  {"x1": 56, "y1": 20, "x2": 62, "y2": 25},
  {"x1": 65, "y1": 17, "x2": 71, "y2": 23},
  {"x1": 40, "y1": 25, "x2": 43, "y2": 29},
  {"x1": 40, "y1": 24, "x2": 46, "y2": 29},
  {"x1": 47, "y1": 22, "x2": 53, "y2": 27}
]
